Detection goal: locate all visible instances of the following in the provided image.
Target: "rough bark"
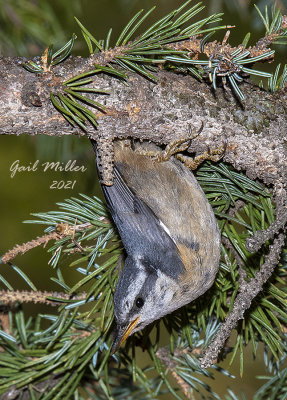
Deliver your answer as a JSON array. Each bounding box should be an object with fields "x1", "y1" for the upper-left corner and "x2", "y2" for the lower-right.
[{"x1": 0, "y1": 55, "x2": 286, "y2": 189}]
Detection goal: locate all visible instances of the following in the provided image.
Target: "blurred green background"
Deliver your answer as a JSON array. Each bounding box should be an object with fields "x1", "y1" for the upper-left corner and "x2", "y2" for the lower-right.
[{"x1": 0, "y1": 0, "x2": 286, "y2": 398}]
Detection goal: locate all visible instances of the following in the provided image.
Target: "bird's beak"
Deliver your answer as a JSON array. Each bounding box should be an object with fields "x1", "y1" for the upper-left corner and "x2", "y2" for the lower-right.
[{"x1": 111, "y1": 316, "x2": 140, "y2": 354}]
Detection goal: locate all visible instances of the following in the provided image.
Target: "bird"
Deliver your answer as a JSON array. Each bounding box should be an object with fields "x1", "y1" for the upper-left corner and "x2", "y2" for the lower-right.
[{"x1": 90, "y1": 139, "x2": 221, "y2": 353}]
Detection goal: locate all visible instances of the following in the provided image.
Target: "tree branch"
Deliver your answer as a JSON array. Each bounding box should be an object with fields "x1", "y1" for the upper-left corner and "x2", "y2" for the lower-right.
[{"x1": 1, "y1": 56, "x2": 286, "y2": 188}]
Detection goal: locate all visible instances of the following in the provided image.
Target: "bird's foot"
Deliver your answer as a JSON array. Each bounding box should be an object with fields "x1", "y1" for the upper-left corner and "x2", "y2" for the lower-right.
[
  {"x1": 176, "y1": 139, "x2": 226, "y2": 170},
  {"x1": 153, "y1": 123, "x2": 204, "y2": 162}
]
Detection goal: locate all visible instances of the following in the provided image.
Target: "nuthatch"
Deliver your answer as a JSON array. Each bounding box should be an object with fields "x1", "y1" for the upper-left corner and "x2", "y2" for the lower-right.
[{"x1": 91, "y1": 139, "x2": 221, "y2": 353}]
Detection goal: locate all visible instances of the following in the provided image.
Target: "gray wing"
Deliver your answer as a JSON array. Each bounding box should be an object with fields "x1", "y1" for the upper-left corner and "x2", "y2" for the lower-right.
[
  {"x1": 91, "y1": 139, "x2": 185, "y2": 278},
  {"x1": 102, "y1": 166, "x2": 175, "y2": 256}
]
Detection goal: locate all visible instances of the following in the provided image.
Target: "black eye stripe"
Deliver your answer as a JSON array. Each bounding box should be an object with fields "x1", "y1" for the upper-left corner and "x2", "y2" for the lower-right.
[{"x1": 140, "y1": 259, "x2": 156, "y2": 274}]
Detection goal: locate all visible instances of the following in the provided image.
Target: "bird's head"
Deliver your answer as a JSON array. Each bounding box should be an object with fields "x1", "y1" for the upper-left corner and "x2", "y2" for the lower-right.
[{"x1": 111, "y1": 255, "x2": 180, "y2": 353}]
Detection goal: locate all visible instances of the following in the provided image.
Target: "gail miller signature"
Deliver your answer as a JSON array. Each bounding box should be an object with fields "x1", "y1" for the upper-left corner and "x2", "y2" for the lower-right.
[{"x1": 10, "y1": 159, "x2": 87, "y2": 189}]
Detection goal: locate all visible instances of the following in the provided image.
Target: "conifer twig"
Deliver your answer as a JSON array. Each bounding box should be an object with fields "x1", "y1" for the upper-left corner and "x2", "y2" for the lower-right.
[
  {"x1": 1, "y1": 222, "x2": 92, "y2": 264},
  {"x1": 156, "y1": 347, "x2": 195, "y2": 400},
  {"x1": 200, "y1": 232, "x2": 285, "y2": 368},
  {"x1": 0, "y1": 290, "x2": 87, "y2": 306},
  {"x1": 246, "y1": 191, "x2": 287, "y2": 252}
]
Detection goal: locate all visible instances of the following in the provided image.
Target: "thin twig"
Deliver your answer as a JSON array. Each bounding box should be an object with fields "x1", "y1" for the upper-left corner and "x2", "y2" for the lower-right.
[
  {"x1": 245, "y1": 190, "x2": 287, "y2": 253},
  {"x1": 0, "y1": 222, "x2": 93, "y2": 264},
  {"x1": 156, "y1": 347, "x2": 195, "y2": 400},
  {"x1": 200, "y1": 233, "x2": 285, "y2": 368},
  {"x1": 0, "y1": 290, "x2": 87, "y2": 307},
  {"x1": 1, "y1": 232, "x2": 59, "y2": 264}
]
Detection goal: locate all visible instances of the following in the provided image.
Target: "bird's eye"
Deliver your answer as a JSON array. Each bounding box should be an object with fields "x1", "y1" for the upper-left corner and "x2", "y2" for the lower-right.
[{"x1": 135, "y1": 297, "x2": 144, "y2": 308}]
